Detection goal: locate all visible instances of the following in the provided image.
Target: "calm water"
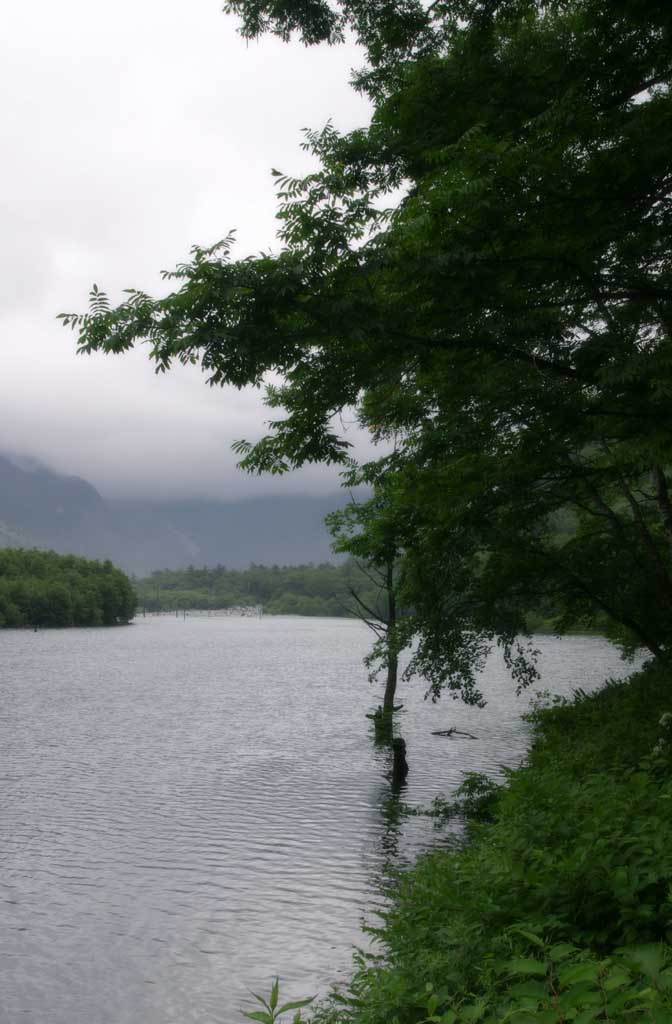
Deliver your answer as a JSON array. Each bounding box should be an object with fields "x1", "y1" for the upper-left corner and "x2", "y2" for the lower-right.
[{"x1": 1, "y1": 616, "x2": 633, "y2": 1023}]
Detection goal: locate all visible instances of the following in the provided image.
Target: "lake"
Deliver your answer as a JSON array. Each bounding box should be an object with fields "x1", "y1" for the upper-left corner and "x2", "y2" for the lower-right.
[{"x1": 0, "y1": 616, "x2": 634, "y2": 1023}]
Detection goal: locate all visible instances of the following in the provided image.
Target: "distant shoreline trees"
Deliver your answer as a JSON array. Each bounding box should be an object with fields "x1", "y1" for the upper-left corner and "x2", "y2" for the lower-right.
[
  {"x1": 0, "y1": 549, "x2": 137, "y2": 628},
  {"x1": 134, "y1": 560, "x2": 390, "y2": 620}
]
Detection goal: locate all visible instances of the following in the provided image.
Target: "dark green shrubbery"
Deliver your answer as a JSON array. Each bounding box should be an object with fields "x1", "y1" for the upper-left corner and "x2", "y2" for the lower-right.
[
  {"x1": 0, "y1": 548, "x2": 136, "y2": 627},
  {"x1": 302, "y1": 663, "x2": 672, "y2": 1024}
]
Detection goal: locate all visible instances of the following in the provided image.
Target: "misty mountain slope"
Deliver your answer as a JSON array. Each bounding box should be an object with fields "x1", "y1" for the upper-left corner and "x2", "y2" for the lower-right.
[
  {"x1": 109, "y1": 497, "x2": 348, "y2": 570},
  {"x1": 0, "y1": 454, "x2": 348, "y2": 573},
  {"x1": 0, "y1": 519, "x2": 32, "y2": 548},
  {"x1": 0, "y1": 454, "x2": 102, "y2": 538}
]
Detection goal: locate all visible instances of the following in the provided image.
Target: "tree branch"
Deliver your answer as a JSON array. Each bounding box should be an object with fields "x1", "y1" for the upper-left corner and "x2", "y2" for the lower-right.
[{"x1": 346, "y1": 585, "x2": 388, "y2": 627}]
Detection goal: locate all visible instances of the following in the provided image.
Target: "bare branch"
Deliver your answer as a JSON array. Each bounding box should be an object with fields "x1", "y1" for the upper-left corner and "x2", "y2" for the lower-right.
[{"x1": 346, "y1": 585, "x2": 388, "y2": 626}]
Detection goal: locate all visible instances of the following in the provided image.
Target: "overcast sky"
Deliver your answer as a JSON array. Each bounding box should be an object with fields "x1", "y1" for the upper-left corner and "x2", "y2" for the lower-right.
[{"x1": 1, "y1": 0, "x2": 373, "y2": 500}]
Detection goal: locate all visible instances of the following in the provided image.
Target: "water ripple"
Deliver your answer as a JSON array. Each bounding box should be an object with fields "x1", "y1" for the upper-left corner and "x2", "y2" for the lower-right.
[{"x1": 0, "y1": 618, "x2": 631, "y2": 1023}]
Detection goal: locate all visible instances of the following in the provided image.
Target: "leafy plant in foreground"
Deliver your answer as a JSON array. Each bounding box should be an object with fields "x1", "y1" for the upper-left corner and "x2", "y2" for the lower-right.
[
  {"x1": 413, "y1": 939, "x2": 672, "y2": 1024},
  {"x1": 244, "y1": 977, "x2": 314, "y2": 1024}
]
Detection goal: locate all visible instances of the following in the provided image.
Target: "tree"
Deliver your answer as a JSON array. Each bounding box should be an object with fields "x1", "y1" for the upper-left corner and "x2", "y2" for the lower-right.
[
  {"x1": 0, "y1": 549, "x2": 137, "y2": 628},
  {"x1": 327, "y1": 487, "x2": 404, "y2": 716},
  {"x1": 62, "y1": 0, "x2": 672, "y2": 701},
  {"x1": 223, "y1": 0, "x2": 439, "y2": 95}
]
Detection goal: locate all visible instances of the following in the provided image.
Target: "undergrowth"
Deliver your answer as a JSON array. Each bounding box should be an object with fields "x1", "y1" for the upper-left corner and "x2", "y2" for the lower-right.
[{"x1": 300, "y1": 661, "x2": 672, "y2": 1023}]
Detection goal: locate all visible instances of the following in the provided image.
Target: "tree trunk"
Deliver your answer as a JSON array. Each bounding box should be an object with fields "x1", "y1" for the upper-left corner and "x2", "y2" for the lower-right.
[
  {"x1": 383, "y1": 652, "x2": 398, "y2": 714},
  {"x1": 383, "y1": 562, "x2": 397, "y2": 714},
  {"x1": 616, "y1": 473, "x2": 672, "y2": 601},
  {"x1": 390, "y1": 737, "x2": 408, "y2": 792},
  {"x1": 653, "y1": 465, "x2": 672, "y2": 554}
]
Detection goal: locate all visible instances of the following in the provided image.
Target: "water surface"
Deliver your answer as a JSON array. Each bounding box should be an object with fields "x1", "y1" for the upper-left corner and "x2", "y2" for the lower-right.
[{"x1": 0, "y1": 616, "x2": 633, "y2": 1023}]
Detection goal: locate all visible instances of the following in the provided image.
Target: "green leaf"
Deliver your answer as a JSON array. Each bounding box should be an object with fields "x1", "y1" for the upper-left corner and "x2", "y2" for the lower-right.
[
  {"x1": 270, "y1": 978, "x2": 279, "y2": 1012},
  {"x1": 549, "y1": 944, "x2": 579, "y2": 961},
  {"x1": 505, "y1": 958, "x2": 548, "y2": 978},
  {"x1": 277, "y1": 998, "x2": 315, "y2": 1015},
  {"x1": 606, "y1": 990, "x2": 638, "y2": 1015},
  {"x1": 602, "y1": 970, "x2": 631, "y2": 991},
  {"x1": 558, "y1": 964, "x2": 601, "y2": 988},
  {"x1": 510, "y1": 928, "x2": 546, "y2": 949},
  {"x1": 509, "y1": 981, "x2": 547, "y2": 1001},
  {"x1": 243, "y1": 1012, "x2": 272, "y2": 1024},
  {"x1": 426, "y1": 993, "x2": 440, "y2": 1016},
  {"x1": 619, "y1": 944, "x2": 665, "y2": 979},
  {"x1": 574, "y1": 1009, "x2": 601, "y2": 1024},
  {"x1": 459, "y1": 1000, "x2": 486, "y2": 1021},
  {"x1": 508, "y1": 1011, "x2": 555, "y2": 1024}
]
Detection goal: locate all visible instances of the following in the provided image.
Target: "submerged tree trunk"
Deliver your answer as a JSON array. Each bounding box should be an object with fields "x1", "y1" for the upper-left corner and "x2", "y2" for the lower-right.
[{"x1": 390, "y1": 737, "x2": 408, "y2": 792}]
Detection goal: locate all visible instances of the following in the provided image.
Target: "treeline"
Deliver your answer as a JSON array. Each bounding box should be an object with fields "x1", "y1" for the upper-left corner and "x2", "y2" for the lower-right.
[
  {"x1": 134, "y1": 561, "x2": 386, "y2": 618},
  {"x1": 0, "y1": 548, "x2": 137, "y2": 628}
]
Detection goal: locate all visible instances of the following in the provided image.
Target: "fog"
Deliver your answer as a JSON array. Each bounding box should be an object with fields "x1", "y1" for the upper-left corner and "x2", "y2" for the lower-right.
[{"x1": 1, "y1": 0, "x2": 373, "y2": 499}]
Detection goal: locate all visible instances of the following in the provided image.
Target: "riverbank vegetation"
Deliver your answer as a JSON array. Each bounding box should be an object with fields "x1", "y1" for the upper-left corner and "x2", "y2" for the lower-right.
[
  {"x1": 297, "y1": 661, "x2": 672, "y2": 1023},
  {"x1": 0, "y1": 548, "x2": 136, "y2": 627}
]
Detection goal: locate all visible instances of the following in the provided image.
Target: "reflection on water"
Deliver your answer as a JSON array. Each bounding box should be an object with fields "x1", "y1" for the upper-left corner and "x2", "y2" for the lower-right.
[{"x1": 0, "y1": 617, "x2": 634, "y2": 1023}]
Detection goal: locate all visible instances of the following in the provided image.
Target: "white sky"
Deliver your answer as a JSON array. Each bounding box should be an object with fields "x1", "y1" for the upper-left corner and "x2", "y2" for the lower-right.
[{"x1": 1, "y1": 0, "x2": 373, "y2": 499}]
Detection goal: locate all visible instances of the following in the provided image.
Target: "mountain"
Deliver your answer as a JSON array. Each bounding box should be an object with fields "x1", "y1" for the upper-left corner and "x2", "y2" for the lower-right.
[{"x1": 0, "y1": 454, "x2": 349, "y2": 574}]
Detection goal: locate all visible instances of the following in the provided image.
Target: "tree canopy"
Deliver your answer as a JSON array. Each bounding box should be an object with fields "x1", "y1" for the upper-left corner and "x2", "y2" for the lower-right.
[
  {"x1": 0, "y1": 548, "x2": 137, "y2": 628},
  {"x1": 61, "y1": 0, "x2": 672, "y2": 701}
]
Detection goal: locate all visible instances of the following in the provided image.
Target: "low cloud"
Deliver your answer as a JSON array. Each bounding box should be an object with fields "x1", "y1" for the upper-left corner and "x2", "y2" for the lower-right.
[{"x1": 1, "y1": 0, "x2": 371, "y2": 500}]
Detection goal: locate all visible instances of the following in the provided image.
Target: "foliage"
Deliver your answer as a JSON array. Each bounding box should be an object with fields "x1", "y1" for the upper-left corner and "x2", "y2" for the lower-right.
[
  {"x1": 0, "y1": 548, "x2": 136, "y2": 627},
  {"x1": 244, "y1": 977, "x2": 313, "y2": 1024},
  {"x1": 134, "y1": 559, "x2": 390, "y2": 618},
  {"x1": 61, "y1": 0, "x2": 672, "y2": 699},
  {"x1": 306, "y1": 662, "x2": 672, "y2": 1024},
  {"x1": 413, "y1": 771, "x2": 503, "y2": 834}
]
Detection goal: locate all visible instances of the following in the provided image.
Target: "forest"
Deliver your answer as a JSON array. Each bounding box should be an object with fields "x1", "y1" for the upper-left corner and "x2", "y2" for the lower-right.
[
  {"x1": 0, "y1": 548, "x2": 137, "y2": 628},
  {"x1": 134, "y1": 560, "x2": 390, "y2": 618}
]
